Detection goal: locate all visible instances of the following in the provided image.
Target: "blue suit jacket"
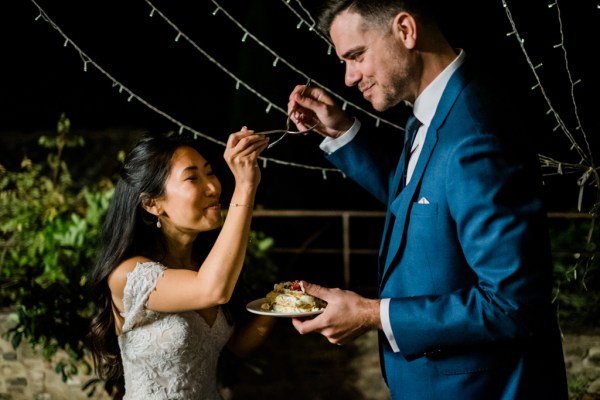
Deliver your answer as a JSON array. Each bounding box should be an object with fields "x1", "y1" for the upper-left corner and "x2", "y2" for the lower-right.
[{"x1": 326, "y1": 60, "x2": 567, "y2": 399}]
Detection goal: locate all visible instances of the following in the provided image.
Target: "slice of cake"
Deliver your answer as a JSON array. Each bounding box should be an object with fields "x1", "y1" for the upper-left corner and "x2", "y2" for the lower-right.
[{"x1": 261, "y1": 280, "x2": 327, "y2": 313}]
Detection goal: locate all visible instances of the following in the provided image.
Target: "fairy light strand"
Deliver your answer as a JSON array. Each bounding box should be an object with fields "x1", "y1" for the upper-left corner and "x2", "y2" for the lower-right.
[
  {"x1": 144, "y1": 1, "x2": 286, "y2": 117},
  {"x1": 163, "y1": 0, "x2": 403, "y2": 131},
  {"x1": 501, "y1": 0, "x2": 590, "y2": 165},
  {"x1": 200, "y1": 0, "x2": 404, "y2": 130},
  {"x1": 502, "y1": 0, "x2": 599, "y2": 212},
  {"x1": 278, "y1": 0, "x2": 333, "y2": 47},
  {"x1": 551, "y1": 1, "x2": 594, "y2": 164},
  {"x1": 28, "y1": 0, "x2": 344, "y2": 177},
  {"x1": 25, "y1": 0, "x2": 599, "y2": 192}
]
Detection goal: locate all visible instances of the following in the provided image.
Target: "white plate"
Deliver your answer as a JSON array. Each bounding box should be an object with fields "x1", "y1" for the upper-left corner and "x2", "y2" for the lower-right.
[{"x1": 246, "y1": 298, "x2": 325, "y2": 318}]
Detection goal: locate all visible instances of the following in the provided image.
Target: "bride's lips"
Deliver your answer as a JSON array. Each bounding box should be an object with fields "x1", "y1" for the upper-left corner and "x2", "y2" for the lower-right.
[{"x1": 205, "y1": 203, "x2": 221, "y2": 211}]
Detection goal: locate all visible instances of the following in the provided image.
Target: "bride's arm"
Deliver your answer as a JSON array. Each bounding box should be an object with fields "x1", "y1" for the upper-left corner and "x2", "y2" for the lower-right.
[{"x1": 227, "y1": 315, "x2": 277, "y2": 358}]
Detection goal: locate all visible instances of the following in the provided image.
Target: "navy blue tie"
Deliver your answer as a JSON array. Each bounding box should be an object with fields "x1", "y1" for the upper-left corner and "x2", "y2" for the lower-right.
[{"x1": 402, "y1": 114, "x2": 422, "y2": 187}]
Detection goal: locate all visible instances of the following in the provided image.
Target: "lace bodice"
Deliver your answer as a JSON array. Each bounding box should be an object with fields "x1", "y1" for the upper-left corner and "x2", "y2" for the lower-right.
[{"x1": 118, "y1": 261, "x2": 234, "y2": 400}]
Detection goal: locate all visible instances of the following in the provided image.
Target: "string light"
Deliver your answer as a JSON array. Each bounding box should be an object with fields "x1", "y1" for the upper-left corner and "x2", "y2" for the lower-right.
[
  {"x1": 26, "y1": 0, "x2": 597, "y2": 192},
  {"x1": 501, "y1": 0, "x2": 592, "y2": 168},
  {"x1": 139, "y1": 1, "x2": 288, "y2": 118},
  {"x1": 577, "y1": 168, "x2": 593, "y2": 212},
  {"x1": 279, "y1": 0, "x2": 332, "y2": 47},
  {"x1": 204, "y1": 0, "x2": 403, "y2": 131},
  {"x1": 27, "y1": 0, "x2": 344, "y2": 177}
]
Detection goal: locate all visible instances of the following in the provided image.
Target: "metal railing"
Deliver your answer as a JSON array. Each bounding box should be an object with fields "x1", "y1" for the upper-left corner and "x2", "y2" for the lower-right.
[
  {"x1": 252, "y1": 209, "x2": 384, "y2": 289},
  {"x1": 247, "y1": 209, "x2": 596, "y2": 292}
]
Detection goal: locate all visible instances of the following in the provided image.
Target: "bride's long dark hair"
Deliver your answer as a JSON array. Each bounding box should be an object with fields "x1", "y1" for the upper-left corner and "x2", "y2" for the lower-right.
[{"x1": 86, "y1": 134, "x2": 215, "y2": 386}]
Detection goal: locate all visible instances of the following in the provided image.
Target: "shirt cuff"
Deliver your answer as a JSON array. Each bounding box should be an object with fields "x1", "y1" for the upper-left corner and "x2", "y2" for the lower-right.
[
  {"x1": 319, "y1": 118, "x2": 361, "y2": 154},
  {"x1": 380, "y1": 298, "x2": 400, "y2": 353}
]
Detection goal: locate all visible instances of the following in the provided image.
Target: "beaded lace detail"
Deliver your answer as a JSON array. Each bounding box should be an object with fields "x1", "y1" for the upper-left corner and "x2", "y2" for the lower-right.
[{"x1": 118, "y1": 261, "x2": 234, "y2": 399}]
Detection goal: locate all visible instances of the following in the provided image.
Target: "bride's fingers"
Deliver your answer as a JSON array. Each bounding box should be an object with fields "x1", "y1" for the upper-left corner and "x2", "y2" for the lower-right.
[{"x1": 232, "y1": 135, "x2": 269, "y2": 155}]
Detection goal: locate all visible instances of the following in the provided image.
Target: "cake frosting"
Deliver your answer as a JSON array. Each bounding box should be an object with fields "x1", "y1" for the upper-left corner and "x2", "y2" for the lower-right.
[{"x1": 261, "y1": 280, "x2": 327, "y2": 313}]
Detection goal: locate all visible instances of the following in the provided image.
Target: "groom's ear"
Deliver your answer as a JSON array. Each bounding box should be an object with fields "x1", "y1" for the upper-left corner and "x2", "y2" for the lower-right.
[{"x1": 393, "y1": 12, "x2": 418, "y2": 50}]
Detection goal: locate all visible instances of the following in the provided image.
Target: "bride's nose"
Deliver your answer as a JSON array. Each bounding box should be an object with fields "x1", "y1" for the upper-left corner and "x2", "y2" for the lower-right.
[{"x1": 204, "y1": 179, "x2": 220, "y2": 197}]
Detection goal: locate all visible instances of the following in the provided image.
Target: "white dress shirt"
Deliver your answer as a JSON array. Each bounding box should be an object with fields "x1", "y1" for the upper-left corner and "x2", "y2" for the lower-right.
[{"x1": 321, "y1": 50, "x2": 466, "y2": 352}]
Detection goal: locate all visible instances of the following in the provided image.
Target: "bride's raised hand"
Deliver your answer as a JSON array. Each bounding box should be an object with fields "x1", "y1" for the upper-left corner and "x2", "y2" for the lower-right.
[{"x1": 224, "y1": 127, "x2": 269, "y2": 189}]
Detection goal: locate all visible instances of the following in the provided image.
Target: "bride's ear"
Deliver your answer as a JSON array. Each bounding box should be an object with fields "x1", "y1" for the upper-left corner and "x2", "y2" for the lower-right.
[{"x1": 140, "y1": 194, "x2": 161, "y2": 216}]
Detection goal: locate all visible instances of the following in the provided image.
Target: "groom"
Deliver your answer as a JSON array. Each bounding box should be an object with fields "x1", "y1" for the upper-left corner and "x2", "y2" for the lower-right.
[{"x1": 287, "y1": 1, "x2": 568, "y2": 398}]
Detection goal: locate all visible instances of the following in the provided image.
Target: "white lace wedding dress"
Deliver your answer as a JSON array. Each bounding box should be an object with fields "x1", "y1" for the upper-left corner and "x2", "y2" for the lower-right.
[{"x1": 118, "y1": 261, "x2": 234, "y2": 399}]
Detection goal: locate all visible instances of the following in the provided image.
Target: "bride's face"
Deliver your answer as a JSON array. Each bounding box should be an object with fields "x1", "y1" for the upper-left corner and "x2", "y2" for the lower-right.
[{"x1": 158, "y1": 146, "x2": 223, "y2": 235}]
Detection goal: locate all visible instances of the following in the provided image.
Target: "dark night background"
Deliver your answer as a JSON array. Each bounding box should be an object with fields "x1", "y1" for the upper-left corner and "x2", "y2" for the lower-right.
[
  {"x1": 1, "y1": 4, "x2": 598, "y2": 397},
  {"x1": 1, "y1": 0, "x2": 598, "y2": 213}
]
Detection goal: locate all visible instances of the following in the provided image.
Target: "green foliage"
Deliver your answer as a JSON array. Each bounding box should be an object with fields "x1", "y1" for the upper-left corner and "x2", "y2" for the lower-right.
[
  {"x1": 241, "y1": 230, "x2": 278, "y2": 296},
  {"x1": 0, "y1": 114, "x2": 114, "y2": 385},
  {"x1": 550, "y1": 218, "x2": 600, "y2": 331},
  {"x1": 0, "y1": 114, "x2": 278, "y2": 396},
  {"x1": 567, "y1": 373, "x2": 599, "y2": 400}
]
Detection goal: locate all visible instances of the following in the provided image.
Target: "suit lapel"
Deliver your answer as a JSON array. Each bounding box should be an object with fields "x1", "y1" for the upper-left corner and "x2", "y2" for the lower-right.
[
  {"x1": 377, "y1": 145, "x2": 409, "y2": 282},
  {"x1": 379, "y1": 128, "x2": 436, "y2": 291},
  {"x1": 379, "y1": 63, "x2": 472, "y2": 292}
]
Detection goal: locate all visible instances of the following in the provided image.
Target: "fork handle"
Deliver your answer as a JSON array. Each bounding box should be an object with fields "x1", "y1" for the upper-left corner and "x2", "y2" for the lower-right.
[{"x1": 254, "y1": 129, "x2": 288, "y2": 135}]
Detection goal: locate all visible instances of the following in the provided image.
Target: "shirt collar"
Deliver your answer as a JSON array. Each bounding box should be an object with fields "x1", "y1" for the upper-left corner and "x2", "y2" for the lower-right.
[{"x1": 413, "y1": 49, "x2": 466, "y2": 127}]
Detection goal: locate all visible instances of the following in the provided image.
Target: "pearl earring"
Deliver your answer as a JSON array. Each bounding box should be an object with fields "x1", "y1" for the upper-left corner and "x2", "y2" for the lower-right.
[{"x1": 156, "y1": 218, "x2": 162, "y2": 229}]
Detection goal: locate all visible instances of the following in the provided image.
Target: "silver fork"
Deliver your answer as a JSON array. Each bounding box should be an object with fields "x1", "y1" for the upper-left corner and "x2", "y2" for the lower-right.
[{"x1": 254, "y1": 79, "x2": 315, "y2": 149}]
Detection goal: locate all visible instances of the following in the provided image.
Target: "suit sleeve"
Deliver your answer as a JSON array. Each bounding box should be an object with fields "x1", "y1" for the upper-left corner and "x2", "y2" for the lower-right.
[{"x1": 326, "y1": 128, "x2": 400, "y2": 205}]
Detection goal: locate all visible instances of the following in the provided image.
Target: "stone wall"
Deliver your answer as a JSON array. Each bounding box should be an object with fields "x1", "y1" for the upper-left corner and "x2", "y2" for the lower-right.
[
  {"x1": 563, "y1": 333, "x2": 600, "y2": 400},
  {"x1": 0, "y1": 310, "x2": 111, "y2": 400},
  {"x1": 1, "y1": 309, "x2": 599, "y2": 400}
]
